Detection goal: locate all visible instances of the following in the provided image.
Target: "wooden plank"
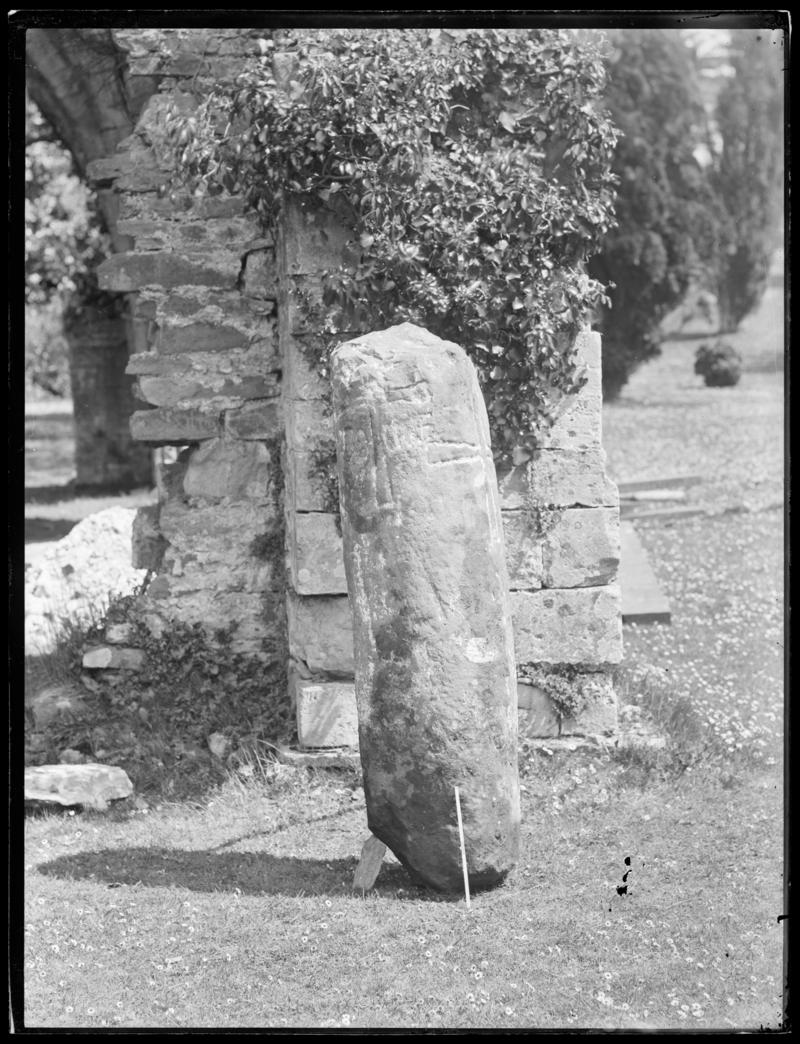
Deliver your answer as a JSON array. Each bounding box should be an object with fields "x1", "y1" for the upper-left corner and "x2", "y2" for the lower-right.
[
  {"x1": 619, "y1": 521, "x2": 671, "y2": 624},
  {"x1": 617, "y1": 474, "x2": 701, "y2": 494},
  {"x1": 353, "y1": 835, "x2": 387, "y2": 893}
]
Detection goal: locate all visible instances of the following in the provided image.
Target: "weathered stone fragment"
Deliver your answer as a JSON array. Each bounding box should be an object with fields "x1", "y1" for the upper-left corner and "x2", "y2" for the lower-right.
[
  {"x1": 332, "y1": 323, "x2": 520, "y2": 893},
  {"x1": 510, "y1": 585, "x2": 623, "y2": 665},
  {"x1": 25, "y1": 764, "x2": 134, "y2": 811},
  {"x1": 83, "y1": 646, "x2": 146, "y2": 670}
]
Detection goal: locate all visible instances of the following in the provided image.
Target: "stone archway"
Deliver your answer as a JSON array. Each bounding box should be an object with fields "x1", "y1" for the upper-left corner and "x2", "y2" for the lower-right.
[{"x1": 26, "y1": 28, "x2": 156, "y2": 489}]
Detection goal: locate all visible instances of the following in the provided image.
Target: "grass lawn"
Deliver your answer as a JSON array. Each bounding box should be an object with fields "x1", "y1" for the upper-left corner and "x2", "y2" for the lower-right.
[
  {"x1": 19, "y1": 260, "x2": 785, "y2": 1030},
  {"x1": 21, "y1": 760, "x2": 784, "y2": 1030}
]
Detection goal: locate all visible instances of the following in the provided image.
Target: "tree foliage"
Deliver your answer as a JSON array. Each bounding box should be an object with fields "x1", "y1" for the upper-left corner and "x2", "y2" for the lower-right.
[
  {"x1": 709, "y1": 31, "x2": 783, "y2": 332},
  {"x1": 25, "y1": 98, "x2": 116, "y2": 394},
  {"x1": 588, "y1": 30, "x2": 722, "y2": 400},
  {"x1": 25, "y1": 98, "x2": 110, "y2": 311},
  {"x1": 166, "y1": 28, "x2": 619, "y2": 462}
]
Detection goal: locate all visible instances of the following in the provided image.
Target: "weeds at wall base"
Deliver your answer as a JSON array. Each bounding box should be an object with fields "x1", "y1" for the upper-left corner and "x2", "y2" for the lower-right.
[{"x1": 24, "y1": 593, "x2": 294, "y2": 803}]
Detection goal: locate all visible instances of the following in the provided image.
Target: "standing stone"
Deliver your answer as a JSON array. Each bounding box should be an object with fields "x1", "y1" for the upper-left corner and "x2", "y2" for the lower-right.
[{"x1": 331, "y1": 323, "x2": 520, "y2": 893}]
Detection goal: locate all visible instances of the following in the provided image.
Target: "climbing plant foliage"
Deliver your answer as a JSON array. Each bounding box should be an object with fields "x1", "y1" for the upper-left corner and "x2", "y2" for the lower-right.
[{"x1": 166, "y1": 28, "x2": 618, "y2": 461}]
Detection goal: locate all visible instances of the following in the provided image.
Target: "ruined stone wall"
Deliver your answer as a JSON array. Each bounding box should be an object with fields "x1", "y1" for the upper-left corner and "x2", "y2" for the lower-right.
[
  {"x1": 91, "y1": 29, "x2": 285, "y2": 657},
  {"x1": 91, "y1": 27, "x2": 622, "y2": 740}
]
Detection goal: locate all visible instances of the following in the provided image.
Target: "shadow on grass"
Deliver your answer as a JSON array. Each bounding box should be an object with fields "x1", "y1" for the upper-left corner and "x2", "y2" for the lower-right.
[{"x1": 35, "y1": 847, "x2": 459, "y2": 901}]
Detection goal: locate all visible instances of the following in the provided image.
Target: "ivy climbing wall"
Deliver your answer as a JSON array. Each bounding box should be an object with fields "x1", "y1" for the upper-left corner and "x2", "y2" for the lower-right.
[
  {"x1": 90, "y1": 27, "x2": 622, "y2": 742},
  {"x1": 285, "y1": 206, "x2": 623, "y2": 743}
]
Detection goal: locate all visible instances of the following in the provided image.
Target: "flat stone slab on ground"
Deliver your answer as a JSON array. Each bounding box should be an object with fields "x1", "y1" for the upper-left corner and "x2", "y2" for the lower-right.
[
  {"x1": 25, "y1": 764, "x2": 134, "y2": 811},
  {"x1": 619, "y1": 522, "x2": 671, "y2": 624}
]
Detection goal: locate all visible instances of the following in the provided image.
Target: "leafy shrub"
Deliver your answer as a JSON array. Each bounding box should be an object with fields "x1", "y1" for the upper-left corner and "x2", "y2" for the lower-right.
[
  {"x1": 694, "y1": 340, "x2": 742, "y2": 387},
  {"x1": 589, "y1": 30, "x2": 723, "y2": 399},
  {"x1": 166, "y1": 27, "x2": 619, "y2": 463}
]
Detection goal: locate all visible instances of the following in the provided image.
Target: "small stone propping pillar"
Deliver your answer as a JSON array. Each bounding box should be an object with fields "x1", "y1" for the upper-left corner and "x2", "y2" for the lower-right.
[{"x1": 331, "y1": 323, "x2": 521, "y2": 893}]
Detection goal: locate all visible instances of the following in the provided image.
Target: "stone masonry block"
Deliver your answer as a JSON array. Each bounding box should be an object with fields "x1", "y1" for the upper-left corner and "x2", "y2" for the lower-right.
[
  {"x1": 537, "y1": 328, "x2": 603, "y2": 452},
  {"x1": 160, "y1": 549, "x2": 278, "y2": 596},
  {"x1": 510, "y1": 585, "x2": 623, "y2": 665},
  {"x1": 136, "y1": 373, "x2": 280, "y2": 408},
  {"x1": 498, "y1": 450, "x2": 618, "y2": 509},
  {"x1": 501, "y1": 507, "x2": 618, "y2": 591},
  {"x1": 241, "y1": 248, "x2": 279, "y2": 298},
  {"x1": 225, "y1": 400, "x2": 283, "y2": 440},
  {"x1": 284, "y1": 336, "x2": 331, "y2": 401},
  {"x1": 159, "y1": 498, "x2": 277, "y2": 553},
  {"x1": 287, "y1": 447, "x2": 334, "y2": 512},
  {"x1": 540, "y1": 381, "x2": 601, "y2": 452},
  {"x1": 143, "y1": 591, "x2": 271, "y2": 657},
  {"x1": 286, "y1": 399, "x2": 335, "y2": 454},
  {"x1": 292, "y1": 679, "x2": 570, "y2": 750},
  {"x1": 131, "y1": 407, "x2": 220, "y2": 444},
  {"x1": 286, "y1": 593, "x2": 354, "y2": 674},
  {"x1": 158, "y1": 288, "x2": 275, "y2": 324},
  {"x1": 182, "y1": 439, "x2": 270, "y2": 499},
  {"x1": 86, "y1": 150, "x2": 168, "y2": 191},
  {"x1": 541, "y1": 507, "x2": 619, "y2": 588},
  {"x1": 296, "y1": 681, "x2": 359, "y2": 749},
  {"x1": 289, "y1": 513, "x2": 347, "y2": 595},
  {"x1": 501, "y1": 511, "x2": 544, "y2": 590},
  {"x1": 97, "y1": 251, "x2": 240, "y2": 292},
  {"x1": 156, "y1": 321, "x2": 252, "y2": 355}
]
